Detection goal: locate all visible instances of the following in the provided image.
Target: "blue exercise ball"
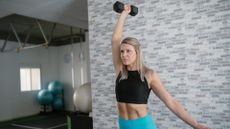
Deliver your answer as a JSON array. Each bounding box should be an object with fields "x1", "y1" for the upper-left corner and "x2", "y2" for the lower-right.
[
  {"x1": 48, "y1": 81, "x2": 63, "y2": 97},
  {"x1": 37, "y1": 89, "x2": 53, "y2": 105},
  {"x1": 53, "y1": 98, "x2": 63, "y2": 110}
]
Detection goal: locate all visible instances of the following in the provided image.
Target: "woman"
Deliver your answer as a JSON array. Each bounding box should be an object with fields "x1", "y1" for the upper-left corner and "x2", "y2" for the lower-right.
[{"x1": 112, "y1": 4, "x2": 211, "y2": 129}]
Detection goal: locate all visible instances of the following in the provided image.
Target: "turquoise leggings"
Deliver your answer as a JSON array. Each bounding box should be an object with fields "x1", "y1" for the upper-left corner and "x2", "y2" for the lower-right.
[{"x1": 118, "y1": 114, "x2": 158, "y2": 129}]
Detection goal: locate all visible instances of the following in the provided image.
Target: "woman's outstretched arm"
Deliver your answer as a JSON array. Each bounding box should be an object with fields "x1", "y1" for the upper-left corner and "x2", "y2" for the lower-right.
[
  {"x1": 112, "y1": 5, "x2": 131, "y2": 75},
  {"x1": 149, "y1": 71, "x2": 211, "y2": 129}
]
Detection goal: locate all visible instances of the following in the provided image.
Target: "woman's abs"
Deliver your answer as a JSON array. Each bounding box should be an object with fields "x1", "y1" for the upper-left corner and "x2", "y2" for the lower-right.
[{"x1": 117, "y1": 102, "x2": 148, "y2": 120}]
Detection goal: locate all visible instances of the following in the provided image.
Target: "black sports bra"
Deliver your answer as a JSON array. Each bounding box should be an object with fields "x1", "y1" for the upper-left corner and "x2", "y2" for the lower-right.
[{"x1": 115, "y1": 71, "x2": 151, "y2": 104}]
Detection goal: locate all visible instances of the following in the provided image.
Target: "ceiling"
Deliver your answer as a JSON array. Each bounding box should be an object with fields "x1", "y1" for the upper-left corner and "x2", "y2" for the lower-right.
[
  {"x1": 0, "y1": 14, "x2": 87, "y2": 47},
  {"x1": 0, "y1": 0, "x2": 88, "y2": 28},
  {"x1": 0, "y1": 0, "x2": 88, "y2": 50}
]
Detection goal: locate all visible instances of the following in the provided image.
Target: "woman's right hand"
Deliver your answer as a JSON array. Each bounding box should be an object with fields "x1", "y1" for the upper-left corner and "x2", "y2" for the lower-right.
[{"x1": 122, "y1": 4, "x2": 131, "y2": 15}]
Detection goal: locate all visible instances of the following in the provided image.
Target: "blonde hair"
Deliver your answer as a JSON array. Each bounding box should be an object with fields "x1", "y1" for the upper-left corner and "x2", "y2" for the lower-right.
[{"x1": 120, "y1": 37, "x2": 148, "y2": 81}]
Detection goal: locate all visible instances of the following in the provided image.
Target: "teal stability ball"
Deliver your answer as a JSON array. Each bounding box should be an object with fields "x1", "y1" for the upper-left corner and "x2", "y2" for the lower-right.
[
  {"x1": 53, "y1": 98, "x2": 63, "y2": 110},
  {"x1": 48, "y1": 81, "x2": 63, "y2": 96},
  {"x1": 37, "y1": 89, "x2": 53, "y2": 105}
]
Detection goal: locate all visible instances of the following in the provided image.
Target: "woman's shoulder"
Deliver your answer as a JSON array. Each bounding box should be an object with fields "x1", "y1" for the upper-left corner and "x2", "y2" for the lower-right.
[
  {"x1": 144, "y1": 67, "x2": 155, "y2": 76},
  {"x1": 144, "y1": 67, "x2": 155, "y2": 85}
]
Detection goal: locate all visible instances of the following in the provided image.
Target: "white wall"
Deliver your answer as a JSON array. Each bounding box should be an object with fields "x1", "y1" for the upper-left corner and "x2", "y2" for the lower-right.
[
  {"x1": 0, "y1": 33, "x2": 90, "y2": 121},
  {"x1": 58, "y1": 33, "x2": 90, "y2": 111},
  {"x1": 0, "y1": 42, "x2": 59, "y2": 121}
]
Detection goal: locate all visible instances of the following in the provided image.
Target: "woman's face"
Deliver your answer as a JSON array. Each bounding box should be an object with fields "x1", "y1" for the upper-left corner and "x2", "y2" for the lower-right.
[{"x1": 120, "y1": 43, "x2": 137, "y2": 66}]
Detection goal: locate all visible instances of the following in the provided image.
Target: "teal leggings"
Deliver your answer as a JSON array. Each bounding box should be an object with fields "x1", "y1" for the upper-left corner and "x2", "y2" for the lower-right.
[{"x1": 118, "y1": 114, "x2": 158, "y2": 129}]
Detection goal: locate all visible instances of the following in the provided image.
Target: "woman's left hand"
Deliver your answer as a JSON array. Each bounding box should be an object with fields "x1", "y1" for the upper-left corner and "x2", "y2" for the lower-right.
[{"x1": 194, "y1": 123, "x2": 212, "y2": 129}]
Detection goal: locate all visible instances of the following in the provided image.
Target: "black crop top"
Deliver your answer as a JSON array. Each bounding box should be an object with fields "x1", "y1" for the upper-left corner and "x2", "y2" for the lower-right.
[{"x1": 115, "y1": 71, "x2": 151, "y2": 104}]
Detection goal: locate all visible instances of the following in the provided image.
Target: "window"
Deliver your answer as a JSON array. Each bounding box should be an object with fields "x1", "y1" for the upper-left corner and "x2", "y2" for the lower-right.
[{"x1": 20, "y1": 67, "x2": 41, "y2": 91}]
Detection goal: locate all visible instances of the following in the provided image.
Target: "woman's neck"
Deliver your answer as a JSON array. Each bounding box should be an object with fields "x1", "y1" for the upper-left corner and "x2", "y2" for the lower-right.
[{"x1": 126, "y1": 63, "x2": 138, "y2": 71}]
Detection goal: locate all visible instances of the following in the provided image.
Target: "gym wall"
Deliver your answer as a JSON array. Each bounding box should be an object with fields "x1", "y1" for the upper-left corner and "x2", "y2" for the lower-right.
[
  {"x1": 0, "y1": 43, "x2": 59, "y2": 121},
  {"x1": 88, "y1": 0, "x2": 230, "y2": 129},
  {"x1": 58, "y1": 33, "x2": 91, "y2": 111},
  {"x1": 0, "y1": 38, "x2": 90, "y2": 121}
]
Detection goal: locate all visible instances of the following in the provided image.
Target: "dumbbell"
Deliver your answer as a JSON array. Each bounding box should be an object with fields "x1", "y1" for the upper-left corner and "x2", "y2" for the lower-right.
[{"x1": 113, "y1": 1, "x2": 138, "y2": 16}]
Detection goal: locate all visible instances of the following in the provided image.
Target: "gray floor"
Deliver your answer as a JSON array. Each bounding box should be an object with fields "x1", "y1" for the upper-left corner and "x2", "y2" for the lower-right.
[{"x1": 0, "y1": 113, "x2": 68, "y2": 129}]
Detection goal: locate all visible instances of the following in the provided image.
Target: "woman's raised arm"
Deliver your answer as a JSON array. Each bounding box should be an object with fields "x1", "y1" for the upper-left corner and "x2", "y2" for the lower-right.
[{"x1": 112, "y1": 5, "x2": 131, "y2": 75}]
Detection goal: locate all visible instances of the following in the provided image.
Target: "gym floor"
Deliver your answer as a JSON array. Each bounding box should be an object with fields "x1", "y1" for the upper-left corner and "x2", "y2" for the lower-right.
[{"x1": 0, "y1": 113, "x2": 68, "y2": 129}]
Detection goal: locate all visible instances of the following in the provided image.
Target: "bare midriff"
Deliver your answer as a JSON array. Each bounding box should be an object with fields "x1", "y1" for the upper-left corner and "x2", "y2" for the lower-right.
[{"x1": 117, "y1": 102, "x2": 148, "y2": 120}]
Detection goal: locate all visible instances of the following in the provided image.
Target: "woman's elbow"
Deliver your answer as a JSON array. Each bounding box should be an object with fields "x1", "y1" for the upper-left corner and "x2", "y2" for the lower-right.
[
  {"x1": 165, "y1": 98, "x2": 178, "y2": 111},
  {"x1": 112, "y1": 36, "x2": 121, "y2": 42}
]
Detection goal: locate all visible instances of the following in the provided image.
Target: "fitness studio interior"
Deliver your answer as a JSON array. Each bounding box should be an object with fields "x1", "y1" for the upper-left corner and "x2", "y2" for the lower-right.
[{"x1": 0, "y1": 0, "x2": 230, "y2": 129}]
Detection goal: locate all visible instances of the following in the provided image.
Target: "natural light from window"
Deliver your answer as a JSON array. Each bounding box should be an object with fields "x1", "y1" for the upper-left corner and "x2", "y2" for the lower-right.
[{"x1": 20, "y1": 67, "x2": 41, "y2": 91}]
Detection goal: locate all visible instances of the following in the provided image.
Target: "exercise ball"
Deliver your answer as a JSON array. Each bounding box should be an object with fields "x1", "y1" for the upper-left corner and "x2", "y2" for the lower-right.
[
  {"x1": 73, "y1": 82, "x2": 92, "y2": 113},
  {"x1": 37, "y1": 89, "x2": 53, "y2": 105},
  {"x1": 48, "y1": 81, "x2": 63, "y2": 97},
  {"x1": 53, "y1": 98, "x2": 63, "y2": 110}
]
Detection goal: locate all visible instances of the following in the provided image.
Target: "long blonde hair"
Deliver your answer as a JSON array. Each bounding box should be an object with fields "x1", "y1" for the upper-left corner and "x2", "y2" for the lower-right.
[{"x1": 120, "y1": 37, "x2": 148, "y2": 81}]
